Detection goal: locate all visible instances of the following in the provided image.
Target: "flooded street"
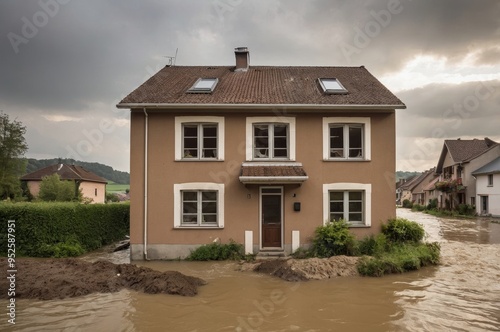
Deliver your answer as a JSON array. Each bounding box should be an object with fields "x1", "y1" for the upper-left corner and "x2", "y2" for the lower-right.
[{"x1": 3, "y1": 210, "x2": 500, "y2": 331}]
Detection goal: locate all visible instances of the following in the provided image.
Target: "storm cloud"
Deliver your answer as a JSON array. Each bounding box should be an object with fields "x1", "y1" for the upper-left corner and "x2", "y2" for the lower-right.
[{"x1": 0, "y1": 0, "x2": 499, "y2": 171}]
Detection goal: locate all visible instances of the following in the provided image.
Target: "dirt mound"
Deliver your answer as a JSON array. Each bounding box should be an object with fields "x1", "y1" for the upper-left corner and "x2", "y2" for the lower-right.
[
  {"x1": 243, "y1": 256, "x2": 360, "y2": 281},
  {"x1": 0, "y1": 258, "x2": 206, "y2": 300}
]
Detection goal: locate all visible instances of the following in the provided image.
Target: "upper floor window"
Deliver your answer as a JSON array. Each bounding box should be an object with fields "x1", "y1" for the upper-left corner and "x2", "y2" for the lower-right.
[
  {"x1": 246, "y1": 117, "x2": 296, "y2": 161},
  {"x1": 323, "y1": 117, "x2": 371, "y2": 161},
  {"x1": 182, "y1": 123, "x2": 217, "y2": 159},
  {"x1": 488, "y1": 174, "x2": 493, "y2": 186},
  {"x1": 253, "y1": 123, "x2": 288, "y2": 159},
  {"x1": 175, "y1": 116, "x2": 225, "y2": 161}
]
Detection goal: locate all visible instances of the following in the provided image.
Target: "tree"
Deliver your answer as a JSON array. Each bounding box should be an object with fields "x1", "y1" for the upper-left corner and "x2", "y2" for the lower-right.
[
  {"x1": 0, "y1": 112, "x2": 28, "y2": 199},
  {"x1": 38, "y1": 174, "x2": 82, "y2": 202}
]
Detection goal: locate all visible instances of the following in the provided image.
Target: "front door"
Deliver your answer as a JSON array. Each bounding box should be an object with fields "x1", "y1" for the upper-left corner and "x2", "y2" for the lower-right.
[
  {"x1": 481, "y1": 196, "x2": 489, "y2": 214},
  {"x1": 260, "y1": 187, "x2": 283, "y2": 248}
]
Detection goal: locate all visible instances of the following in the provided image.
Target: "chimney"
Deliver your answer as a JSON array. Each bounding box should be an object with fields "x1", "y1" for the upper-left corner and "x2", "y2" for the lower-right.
[{"x1": 234, "y1": 47, "x2": 249, "y2": 72}]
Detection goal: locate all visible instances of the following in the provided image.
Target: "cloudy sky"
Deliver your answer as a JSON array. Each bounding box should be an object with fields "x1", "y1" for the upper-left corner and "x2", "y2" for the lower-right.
[{"x1": 1, "y1": 0, "x2": 499, "y2": 173}]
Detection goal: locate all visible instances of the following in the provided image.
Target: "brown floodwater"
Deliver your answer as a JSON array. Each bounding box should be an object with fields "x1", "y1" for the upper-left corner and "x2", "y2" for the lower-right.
[{"x1": 2, "y1": 210, "x2": 500, "y2": 332}]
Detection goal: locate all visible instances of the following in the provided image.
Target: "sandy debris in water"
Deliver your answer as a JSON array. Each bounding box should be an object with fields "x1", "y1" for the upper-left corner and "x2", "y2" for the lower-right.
[
  {"x1": 239, "y1": 256, "x2": 360, "y2": 281},
  {"x1": 0, "y1": 258, "x2": 206, "y2": 300}
]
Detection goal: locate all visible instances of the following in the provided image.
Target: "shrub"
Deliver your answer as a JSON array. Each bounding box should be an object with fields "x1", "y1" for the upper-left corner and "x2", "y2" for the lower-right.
[
  {"x1": 311, "y1": 220, "x2": 356, "y2": 257},
  {"x1": 457, "y1": 204, "x2": 475, "y2": 216},
  {"x1": 187, "y1": 240, "x2": 244, "y2": 261},
  {"x1": 426, "y1": 198, "x2": 438, "y2": 210},
  {"x1": 106, "y1": 192, "x2": 120, "y2": 203},
  {"x1": 402, "y1": 199, "x2": 413, "y2": 208},
  {"x1": 0, "y1": 202, "x2": 129, "y2": 257},
  {"x1": 381, "y1": 218, "x2": 425, "y2": 244},
  {"x1": 357, "y1": 234, "x2": 388, "y2": 256},
  {"x1": 38, "y1": 174, "x2": 82, "y2": 202},
  {"x1": 411, "y1": 204, "x2": 426, "y2": 212},
  {"x1": 357, "y1": 242, "x2": 440, "y2": 277}
]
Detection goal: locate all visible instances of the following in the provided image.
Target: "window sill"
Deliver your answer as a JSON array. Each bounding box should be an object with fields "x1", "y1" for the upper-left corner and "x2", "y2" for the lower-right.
[
  {"x1": 174, "y1": 226, "x2": 224, "y2": 230},
  {"x1": 348, "y1": 224, "x2": 371, "y2": 228},
  {"x1": 175, "y1": 159, "x2": 224, "y2": 162},
  {"x1": 323, "y1": 159, "x2": 370, "y2": 162}
]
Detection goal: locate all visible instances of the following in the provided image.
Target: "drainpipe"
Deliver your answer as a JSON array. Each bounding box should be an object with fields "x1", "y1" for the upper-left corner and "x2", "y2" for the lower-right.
[{"x1": 143, "y1": 108, "x2": 150, "y2": 260}]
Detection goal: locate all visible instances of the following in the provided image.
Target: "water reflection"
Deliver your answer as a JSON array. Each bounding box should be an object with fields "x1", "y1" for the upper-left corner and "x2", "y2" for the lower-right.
[{"x1": 2, "y1": 210, "x2": 500, "y2": 332}]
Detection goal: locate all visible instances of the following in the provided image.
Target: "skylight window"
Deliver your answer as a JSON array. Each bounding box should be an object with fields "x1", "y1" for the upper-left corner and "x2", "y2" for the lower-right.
[
  {"x1": 318, "y1": 78, "x2": 348, "y2": 94},
  {"x1": 187, "y1": 78, "x2": 218, "y2": 93}
]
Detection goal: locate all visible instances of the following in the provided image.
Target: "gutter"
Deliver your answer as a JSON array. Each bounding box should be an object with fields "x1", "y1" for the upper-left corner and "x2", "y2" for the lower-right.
[
  {"x1": 239, "y1": 176, "x2": 309, "y2": 184},
  {"x1": 143, "y1": 108, "x2": 150, "y2": 261},
  {"x1": 117, "y1": 103, "x2": 406, "y2": 110}
]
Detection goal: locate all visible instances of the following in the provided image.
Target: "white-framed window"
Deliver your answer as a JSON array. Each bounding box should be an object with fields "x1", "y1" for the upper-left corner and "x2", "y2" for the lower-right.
[
  {"x1": 187, "y1": 78, "x2": 218, "y2": 93},
  {"x1": 173, "y1": 183, "x2": 224, "y2": 228},
  {"x1": 318, "y1": 78, "x2": 348, "y2": 94},
  {"x1": 488, "y1": 174, "x2": 493, "y2": 186},
  {"x1": 175, "y1": 116, "x2": 224, "y2": 161},
  {"x1": 322, "y1": 117, "x2": 371, "y2": 161},
  {"x1": 323, "y1": 183, "x2": 372, "y2": 227},
  {"x1": 246, "y1": 117, "x2": 296, "y2": 161}
]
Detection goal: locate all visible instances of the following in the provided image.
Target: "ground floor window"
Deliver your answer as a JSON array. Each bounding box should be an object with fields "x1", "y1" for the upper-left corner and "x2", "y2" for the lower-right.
[
  {"x1": 174, "y1": 183, "x2": 224, "y2": 228},
  {"x1": 323, "y1": 183, "x2": 371, "y2": 226}
]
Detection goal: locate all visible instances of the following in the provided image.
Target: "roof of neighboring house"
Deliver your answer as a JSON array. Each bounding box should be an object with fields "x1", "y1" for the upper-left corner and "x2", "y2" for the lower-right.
[
  {"x1": 423, "y1": 177, "x2": 440, "y2": 192},
  {"x1": 239, "y1": 164, "x2": 308, "y2": 184},
  {"x1": 472, "y1": 156, "x2": 500, "y2": 176},
  {"x1": 401, "y1": 168, "x2": 436, "y2": 192},
  {"x1": 117, "y1": 66, "x2": 405, "y2": 108},
  {"x1": 20, "y1": 164, "x2": 108, "y2": 184},
  {"x1": 436, "y1": 138, "x2": 498, "y2": 173}
]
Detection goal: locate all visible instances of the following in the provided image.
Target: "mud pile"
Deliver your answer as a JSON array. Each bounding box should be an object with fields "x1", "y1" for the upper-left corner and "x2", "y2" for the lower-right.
[
  {"x1": 0, "y1": 258, "x2": 206, "y2": 300},
  {"x1": 242, "y1": 256, "x2": 360, "y2": 281}
]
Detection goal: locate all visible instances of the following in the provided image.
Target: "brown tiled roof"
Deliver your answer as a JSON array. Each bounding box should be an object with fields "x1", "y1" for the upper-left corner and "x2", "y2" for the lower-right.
[
  {"x1": 239, "y1": 165, "x2": 308, "y2": 184},
  {"x1": 21, "y1": 164, "x2": 107, "y2": 184},
  {"x1": 118, "y1": 66, "x2": 405, "y2": 107},
  {"x1": 445, "y1": 138, "x2": 498, "y2": 163}
]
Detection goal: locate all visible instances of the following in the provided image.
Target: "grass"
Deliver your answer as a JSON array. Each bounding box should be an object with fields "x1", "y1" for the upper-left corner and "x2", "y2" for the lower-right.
[{"x1": 107, "y1": 182, "x2": 130, "y2": 193}]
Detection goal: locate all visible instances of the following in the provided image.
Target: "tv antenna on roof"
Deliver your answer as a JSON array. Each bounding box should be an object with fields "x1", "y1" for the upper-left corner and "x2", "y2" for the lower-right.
[{"x1": 164, "y1": 48, "x2": 178, "y2": 66}]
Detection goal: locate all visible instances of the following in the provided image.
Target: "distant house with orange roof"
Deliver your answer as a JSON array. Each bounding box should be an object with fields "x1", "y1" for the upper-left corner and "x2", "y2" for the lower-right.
[{"x1": 21, "y1": 164, "x2": 107, "y2": 203}]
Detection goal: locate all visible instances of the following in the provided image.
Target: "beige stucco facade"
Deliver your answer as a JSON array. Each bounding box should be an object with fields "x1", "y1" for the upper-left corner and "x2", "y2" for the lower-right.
[
  {"x1": 27, "y1": 180, "x2": 106, "y2": 204},
  {"x1": 129, "y1": 109, "x2": 397, "y2": 260}
]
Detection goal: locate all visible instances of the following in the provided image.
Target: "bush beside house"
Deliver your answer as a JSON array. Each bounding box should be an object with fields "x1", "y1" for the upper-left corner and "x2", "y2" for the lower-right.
[{"x1": 0, "y1": 202, "x2": 129, "y2": 257}]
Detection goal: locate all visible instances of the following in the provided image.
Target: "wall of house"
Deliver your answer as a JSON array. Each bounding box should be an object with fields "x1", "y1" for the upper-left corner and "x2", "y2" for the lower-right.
[
  {"x1": 27, "y1": 180, "x2": 105, "y2": 203},
  {"x1": 79, "y1": 182, "x2": 106, "y2": 204},
  {"x1": 475, "y1": 173, "x2": 500, "y2": 216},
  {"x1": 129, "y1": 109, "x2": 396, "y2": 260},
  {"x1": 465, "y1": 146, "x2": 500, "y2": 203}
]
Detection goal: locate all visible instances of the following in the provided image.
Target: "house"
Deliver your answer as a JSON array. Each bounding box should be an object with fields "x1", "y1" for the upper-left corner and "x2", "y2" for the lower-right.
[
  {"x1": 435, "y1": 138, "x2": 500, "y2": 209},
  {"x1": 472, "y1": 157, "x2": 500, "y2": 217},
  {"x1": 409, "y1": 168, "x2": 438, "y2": 205},
  {"x1": 396, "y1": 176, "x2": 415, "y2": 206},
  {"x1": 117, "y1": 47, "x2": 406, "y2": 260},
  {"x1": 398, "y1": 175, "x2": 418, "y2": 204},
  {"x1": 21, "y1": 164, "x2": 107, "y2": 203},
  {"x1": 423, "y1": 176, "x2": 440, "y2": 206}
]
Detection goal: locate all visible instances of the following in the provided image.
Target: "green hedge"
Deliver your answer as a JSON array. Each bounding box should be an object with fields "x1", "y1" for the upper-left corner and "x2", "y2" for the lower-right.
[{"x1": 0, "y1": 202, "x2": 129, "y2": 257}]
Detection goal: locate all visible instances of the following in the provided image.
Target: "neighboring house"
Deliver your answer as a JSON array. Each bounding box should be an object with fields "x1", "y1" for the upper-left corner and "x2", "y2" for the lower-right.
[
  {"x1": 435, "y1": 138, "x2": 500, "y2": 209},
  {"x1": 117, "y1": 47, "x2": 406, "y2": 260},
  {"x1": 472, "y1": 157, "x2": 500, "y2": 217},
  {"x1": 410, "y1": 168, "x2": 438, "y2": 205},
  {"x1": 399, "y1": 169, "x2": 437, "y2": 205},
  {"x1": 21, "y1": 164, "x2": 107, "y2": 203},
  {"x1": 423, "y1": 177, "x2": 440, "y2": 206},
  {"x1": 396, "y1": 176, "x2": 416, "y2": 205},
  {"x1": 399, "y1": 175, "x2": 419, "y2": 204}
]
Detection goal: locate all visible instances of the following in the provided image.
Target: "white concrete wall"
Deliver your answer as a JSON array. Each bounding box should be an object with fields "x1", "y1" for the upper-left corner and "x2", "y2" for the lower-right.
[{"x1": 476, "y1": 173, "x2": 500, "y2": 216}]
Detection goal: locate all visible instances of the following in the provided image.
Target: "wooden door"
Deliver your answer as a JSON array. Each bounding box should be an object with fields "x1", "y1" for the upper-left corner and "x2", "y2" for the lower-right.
[{"x1": 261, "y1": 187, "x2": 282, "y2": 248}]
